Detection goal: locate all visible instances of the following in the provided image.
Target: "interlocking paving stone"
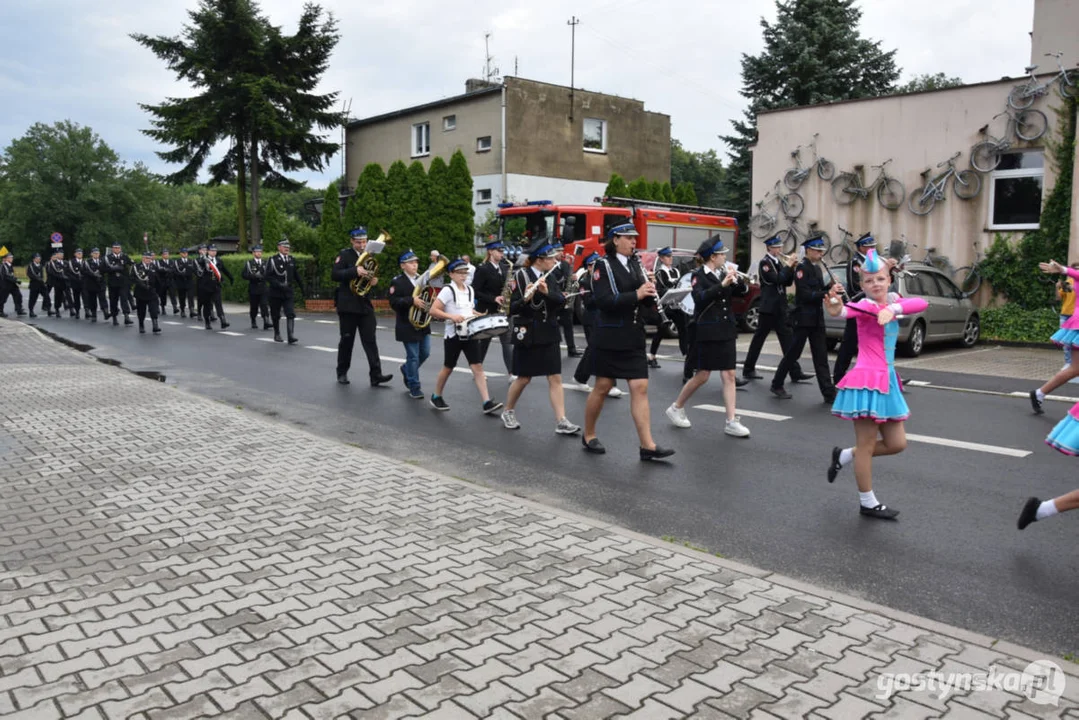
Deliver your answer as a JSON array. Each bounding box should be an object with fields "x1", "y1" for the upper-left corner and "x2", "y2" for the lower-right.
[{"x1": 0, "y1": 320, "x2": 1073, "y2": 720}]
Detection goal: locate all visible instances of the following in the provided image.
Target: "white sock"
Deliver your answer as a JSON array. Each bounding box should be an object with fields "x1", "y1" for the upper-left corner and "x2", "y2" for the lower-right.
[
  {"x1": 1036, "y1": 389, "x2": 1046, "y2": 402},
  {"x1": 839, "y1": 448, "x2": 854, "y2": 466},
  {"x1": 1036, "y1": 500, "x2": 1060, "y2": 520},
  {"x1": 859, "y1": 490, "x2": 879, "y2": 508}
]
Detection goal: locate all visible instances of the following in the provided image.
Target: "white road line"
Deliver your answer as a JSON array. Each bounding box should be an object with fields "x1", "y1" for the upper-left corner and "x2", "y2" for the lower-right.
[
  {"x1": 905, "y1": 433, "x2": 1031, "y2": 458},
  {"x1": 256, "y1": 338, "x2": 276, "y2": 343},
  {"x1": 905, "y1": 380, "x2": 932, "y2": 386},
  {"x1": 314, "y1": 320, "x2": 336, "y2": 324},
  {"x1": 188, "y1": 325, "x2": 207, "y2": 330},
  {"x1": 163, "y1": 321, "x2": 184, "y2": 326},
  {"x1": 307, "y1": 345, "x2": 336, "y2": 353},
  {"x1": 894, "y1": 346, "x2": 996, "y2": 366},
  {"x1": 218, "y1": 331, "x2": 244, "y2": 337},
  {"x1": 692, "y1": 405, "x2": 792, "y2": 422},
  {"x1": 377, "y1": 355, "x2": 505, "y2": 377}
]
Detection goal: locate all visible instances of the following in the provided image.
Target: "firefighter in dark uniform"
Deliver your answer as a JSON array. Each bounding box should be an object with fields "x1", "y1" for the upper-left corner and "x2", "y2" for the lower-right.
[
  {"x1": 771, "y1": 235, "x2": 842, "y2": 402},
  {"x1": 156, "y1": 249, "x2": 180, "y2": 315},
  {"x1": 132, "y1": 250, "x2": 162, "y2": 334},
  {"x1": 197, "y1": 243, "x2": 232, "y2": 329},
  {"x1": 174, "y1": 247, "x2": 195, "y2": 317},
  {"x1": 649, "y1": 246, "x2": 683, "y2": 368},
  {"x1": 471, "y1": 239, "x2": 514, "y2": 374},
  {"x1": 743, "y1": 235, "x2": 808, "y2": 382},
  {"x1": 64, "y1": 248, "x2": 85, "y2": 319},
  {"x1": 27, "y1": 252, "x2": 50, "y2": 317},
  {"x1": 832, "y1": 232, "x2": 878, "y2": 384},
  {"x1": 242, "y1": 244, "x2": 271, "y2": 330},
  {"x1": 387, "y1": 249, "x2": 432, "y2": 399},
  {"x1": 332, "y1": 227, "x2": 393, "y2": 386},
  {"x1": 83, "y1": 248, "x2": 108, "y2": 322},
  {"x1": 48, "y1": 249, "x2": 70, "y2": 317},
  {"x1": 0, "y1": 251, "x2": 25, "y2": 317},
  {"x1": 266, "y1": 238, "x2": 304, "y2": 343},
  {"x1": 194, "y1": 244, "x2": 212, "y2": 320},
  {"x1": 554, "y1": 252, "x2": 581, "y2": 358},
  {"x1": 582, "y1": 223, "x2": 674, "y2": 461},
  {"x1": 104, "y1": 241, "x2": 133, "y2": 326}
]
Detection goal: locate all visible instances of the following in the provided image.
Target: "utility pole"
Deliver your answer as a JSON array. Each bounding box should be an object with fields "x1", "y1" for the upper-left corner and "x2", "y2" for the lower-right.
[{"x1": 567, "y1": 16, "x2": 579, "y2": 121}]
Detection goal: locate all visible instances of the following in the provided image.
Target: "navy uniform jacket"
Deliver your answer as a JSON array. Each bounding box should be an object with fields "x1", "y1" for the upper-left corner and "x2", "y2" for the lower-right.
[
  {"x1": 104, "y1": 252, "x2": 132, "y2": 288},
  {"x1": 132, "y1": 263, "x2": 156, "y2": 301},
  {"x1": 196, "y1": 256, "x2": 233, "y2": 293},
  {"x1": 27, "y1": 262, "x2": 47, "y2": 290},
  {"x1": 791, "y1": 258, "x2": 829, "y2": 328},
  {"x1": 173, "y1": 258, "x2": 194, "y2": 286},
  {"x1": 591, "y1": 254, "x2": 650, "y2": 351},
  {"x1": 331, "y1": 247, "x2": 374, "y2": 315},
  {"x1": 689, "y1": 266, "x2": 748, "y2": 343},
  {"x1": 242, "y1": 258, "x2": 268, "y2": 295},
  {"x1": 472, "y1": 259, "x2": 508, "y2": 315},
  {"x1": 758, "y1": 254, "x2": 795, "y2": 315},
  {"x1": 1, "y1": 262, "x2": 19, "y2": 290},
  {"x1": 65, "y1": 258, "x2": 84, "y2": 288},
  {"x1": 153, "y1": 259, "x2": 172, "y2": 291},
  {"x1": 267, "y1": 254, "x2": 302, "y2": 299},
  {"x1": 388, "y1": 273, "x2": 430, "y2": 343},
  {"x1": 83, "y1": 258, "x2": 105, "y2": 288},
  {"x1": 509, "y1": 266, "x2": 565, "y2": 346},
  {"x1": 47, "y1": 259, "x2": 67, "y2": 287}
]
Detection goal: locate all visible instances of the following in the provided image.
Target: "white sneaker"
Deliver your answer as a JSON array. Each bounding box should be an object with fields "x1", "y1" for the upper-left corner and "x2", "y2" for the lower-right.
[
  {"x1": 501, "y1": 410, "x2": 520, "y2": 429},
  {"x1": 608, "y1": 387, "x2": 624, "y2": 398},
  {"x1": 555, "y1": 417, "x2": 581, "y2": 435},
  {"x1": 509, "y1": 374, "x2": 518, "y2": 383},
  {"x1": 725, "y1": 417, "x2": 750, "y2": 438},
  {"x1": 666, "y1": 404, "x2": 691, "y2": 428}
]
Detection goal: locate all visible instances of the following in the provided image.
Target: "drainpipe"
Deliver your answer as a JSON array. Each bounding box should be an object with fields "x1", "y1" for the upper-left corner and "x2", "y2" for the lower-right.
[{"x1": 501, "y1": 82, "x2": 508, "y2": 203}]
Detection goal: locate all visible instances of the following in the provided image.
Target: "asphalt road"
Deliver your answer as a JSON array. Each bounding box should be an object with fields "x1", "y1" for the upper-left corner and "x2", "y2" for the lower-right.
[{"x1": 8, "y1": 307, "x2": 1079, "y2": 657}]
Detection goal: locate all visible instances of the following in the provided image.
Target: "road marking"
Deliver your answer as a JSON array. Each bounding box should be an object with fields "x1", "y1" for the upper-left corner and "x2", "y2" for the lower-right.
[
  {"x1": 307, "y1": 345, "x2": 336, "y2": 353},
  {"x1": 163, "y1": 321, "x2": 183, "y2": 326},
  {"x1": 378, "y1": 355, "x2": 505, "y2": 377},
  {"x1": 256, "y1": 338, "x2": 276, "y2": 343},
  {"x1": 219, "y1": 331, "x2": 244, "y2": 337},
  {"x1": 905, "y1": 433, "x2": 1031, "y2": 458},
  {"x1": 692, "y1": 405, "x2": 792, "y2": 422},
  {"x1": 314, "y1": 320, "x2": 335, "y2": 324},
  {"x1": 895, "y1": 346, "x2": 996, "y2": 366},
  {"x1": 188, "y1": 325, "x2": 206, "y2": 330},
  {"x1": 905, "y1": 380, "x2": 932, "y2": 386}
]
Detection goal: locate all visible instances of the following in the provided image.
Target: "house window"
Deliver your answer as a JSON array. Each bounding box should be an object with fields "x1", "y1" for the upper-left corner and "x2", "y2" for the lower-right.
[
  {"x1": 476, "y1": 136, "x2": 492, "y2": 152},
  {"x1": 476, "y1": 189, "x2": 492, "y2": 204},
  {"x1": 412, "y1": 122, "x2": 430, "y2": 157},
  {"x1": 583, "y1": 118, "x2": 607, "y2": 153},
  {"x1": 442, "y1": 115, "x2": 456, "y2": 131},
  {"x1": 988, "y1": 151, "x2": 1044, "y2": 230}
]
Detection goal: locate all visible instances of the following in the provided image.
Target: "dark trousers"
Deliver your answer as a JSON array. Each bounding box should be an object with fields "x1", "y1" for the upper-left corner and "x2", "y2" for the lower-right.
[
  {"x1": 337, "y1": 312, "x2": 382, "y2": 378},
  {"x1": 213, "y1": 288, "x2": 225, "y2": 321},
  {"x1": 51, "y1": 283, "x2": 70, "y2": 313},
  {"x1": 136, "y1": 294, "x2": 160, "y2": 323},
  {"x1": 198, "y1": 291, "x2": 216, "y2": 322},
  {"x1": 158, "y1": 284, "x2": 178, "y2": 313},
  {"x1": 559, "y1": 310, "x2": 577, "y2": 353},
  {"x1": 29, "y1": 285, "x2": 50, "y2": 313},
  {"x1": 479, "y1": 330, "x2": 513, "y2": 374},
  {"x1": 832, "y1": 318, "x2": 859, "y2": 384},
  {"x1": 84, "y1": 284, "x2": 107, "y2": 317},
  {"x1": 180, "y1": 283, "x2": 194, "y2": 313},
  {"x1": 249, "y1": 291, "x2": 269, "y2": 324},
  {"x1": 1, "y1": 286, "x2": 23, "y2": 313},
  {"x1": 68, "y1": 283, "x2": 82, "y2": 315},
  {"x1": 269, "y1": 294, "x2": 295, "y2": 322},
  {"x1": 108, "y1": 285, "x2": 130, "y2": 317},
  {"x1": 743, "y1": 311, "x2": 804, "y2": 378},
  {"x1": 772, "y1": 325, "x2": 835, "y2": 397}
]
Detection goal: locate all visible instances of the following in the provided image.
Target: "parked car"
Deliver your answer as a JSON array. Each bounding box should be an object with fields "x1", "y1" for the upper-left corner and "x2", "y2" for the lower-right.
[
  {"x1": 640, "y1": 249, "x2": 762, "y2": 336},
  {"x1": 823, "y1": 262, "x2": 980, "y2": 357}
]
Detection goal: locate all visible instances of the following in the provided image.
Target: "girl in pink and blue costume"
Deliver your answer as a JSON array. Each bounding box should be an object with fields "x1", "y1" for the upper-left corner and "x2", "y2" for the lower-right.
[
  {"x1": 1029, "y1": 260, "x2": 1079, "y2": 414},
  {"x1": 824, "y1": 249, "x2": 928, "y2": 520}
]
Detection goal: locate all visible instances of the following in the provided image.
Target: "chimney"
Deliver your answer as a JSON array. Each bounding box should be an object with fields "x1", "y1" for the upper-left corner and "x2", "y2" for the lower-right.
[{"x1": 466, "y1": 78, "x2": 499, "y2": 94}]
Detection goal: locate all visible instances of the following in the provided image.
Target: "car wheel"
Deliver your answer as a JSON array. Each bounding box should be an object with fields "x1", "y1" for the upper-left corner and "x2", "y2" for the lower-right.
[
  {"x1": 740, "y1": 300, "x2": 760, "y2": 332},
  {"x1": 900, "y1": 321, "x2": 926, "y2": 357},
  {"x1": 826, "y1": 338, "x2": 840, "y2": 352},
  {"x1": 960, "y1": 314, "x2": 980, "y2": 347}
]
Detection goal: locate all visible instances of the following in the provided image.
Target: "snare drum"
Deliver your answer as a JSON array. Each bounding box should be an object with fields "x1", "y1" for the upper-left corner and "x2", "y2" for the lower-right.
[{"x1": 457, "y1": 315, "x2": 509, "y2": 340}]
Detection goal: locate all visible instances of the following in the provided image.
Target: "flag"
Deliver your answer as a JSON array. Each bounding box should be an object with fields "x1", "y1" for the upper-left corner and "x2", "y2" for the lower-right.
[{"x1": 0, "y1": 246, "x2": 8, "y2": 258}]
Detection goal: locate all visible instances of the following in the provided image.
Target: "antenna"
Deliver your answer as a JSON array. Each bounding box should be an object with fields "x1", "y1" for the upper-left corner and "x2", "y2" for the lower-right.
[
  {"x1": 567, "y1": 17, "x2": 580, "y2": 121},
  {"x1": 514, "y1": 56, "x2": 518, "y2": 76},
  {"x1": 340, "y1": 98, "x2": 352, "y2": 193},
  {"x1": 484, "y1": 32, "x2": 499, "y2": 82}
]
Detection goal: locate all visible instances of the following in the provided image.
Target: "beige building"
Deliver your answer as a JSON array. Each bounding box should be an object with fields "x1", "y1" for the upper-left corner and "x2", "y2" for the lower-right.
[
  {"x1": 345, "y1": 76, "x2": 671, "y2": 229},
  {"x1": 749, "y1": 0, "x2": 1079, "y2": 300}
]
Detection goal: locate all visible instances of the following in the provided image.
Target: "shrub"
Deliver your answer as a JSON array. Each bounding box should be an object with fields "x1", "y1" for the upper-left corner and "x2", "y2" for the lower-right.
[
  {"x1": 217, "y1": 252, "x2": 315, "y2": 305},
  {"x1": 979, "y1": 304, "x2": 1060, "y2": 343}
]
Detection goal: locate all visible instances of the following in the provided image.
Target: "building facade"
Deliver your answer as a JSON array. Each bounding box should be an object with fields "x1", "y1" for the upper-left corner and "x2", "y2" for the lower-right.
[{"x1": 345, "y1": 77, "x2": 671, "y2": 230}]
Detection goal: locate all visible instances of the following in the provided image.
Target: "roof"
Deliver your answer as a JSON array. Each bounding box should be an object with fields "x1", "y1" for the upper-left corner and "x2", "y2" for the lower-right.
[{"x1": 347, "y1": 86, "x2": 502, "y2": 129}]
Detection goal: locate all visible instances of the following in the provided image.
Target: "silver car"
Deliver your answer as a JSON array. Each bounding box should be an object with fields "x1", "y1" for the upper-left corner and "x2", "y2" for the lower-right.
[{"x1": 824, "y1": 262, "x2": 980, "y2": 357}]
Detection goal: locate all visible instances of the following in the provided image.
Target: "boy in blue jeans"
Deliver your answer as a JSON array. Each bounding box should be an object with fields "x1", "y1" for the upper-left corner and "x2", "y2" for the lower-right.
[{"x1": 388, "y1": 250, "x2": 433, "y2": 399}]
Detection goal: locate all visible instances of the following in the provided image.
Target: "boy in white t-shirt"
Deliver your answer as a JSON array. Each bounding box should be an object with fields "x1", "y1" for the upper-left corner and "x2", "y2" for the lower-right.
[{"x1": 427, "y1": 258, "x2": 503, "y2": 414}]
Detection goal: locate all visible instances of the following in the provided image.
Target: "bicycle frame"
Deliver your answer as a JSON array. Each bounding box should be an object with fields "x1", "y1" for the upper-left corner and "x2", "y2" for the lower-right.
[{"x1": 1024, "y1": 53, "x2": 1071, "y2": 93}]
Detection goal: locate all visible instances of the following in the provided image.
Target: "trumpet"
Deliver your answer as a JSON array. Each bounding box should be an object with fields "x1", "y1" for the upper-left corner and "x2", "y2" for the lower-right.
[
  {"x1": 723, "y1": 262, "x2": 754, "y2": 283},
  {"x1": 776, "y1": 252, "x2": 799, "y2": 266}
]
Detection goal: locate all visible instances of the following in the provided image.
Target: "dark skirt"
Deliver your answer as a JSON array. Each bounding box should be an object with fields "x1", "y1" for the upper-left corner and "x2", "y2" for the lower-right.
[
  {"x1": 591, "y1": 346, "x2": 649, "y2": 380},
  {"x1": 692, "y1": 339, "x2": 736, "y2": 372},
  {"x1": 512, "y1": 342, "x2": 561, "y2": 378}
]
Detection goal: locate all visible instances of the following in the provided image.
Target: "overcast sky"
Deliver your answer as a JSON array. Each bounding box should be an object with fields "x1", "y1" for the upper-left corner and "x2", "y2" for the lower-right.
[{"x1": 0, "y1": 0, "x2": 1033, "y2": 188}]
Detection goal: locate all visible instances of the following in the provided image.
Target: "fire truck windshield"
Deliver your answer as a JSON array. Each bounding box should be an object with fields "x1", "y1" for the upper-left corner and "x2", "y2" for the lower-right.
[{"x1": 499, "y1": 212, "x2": 554, "y2": 246}]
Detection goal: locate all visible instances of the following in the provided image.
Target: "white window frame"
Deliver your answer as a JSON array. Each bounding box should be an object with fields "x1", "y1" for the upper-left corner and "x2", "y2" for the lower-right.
[
  {"x1": 987, "y1": 151, "x2": 1044, "y2": 231},
  {"x1": 476, "y1": 135, "x2": 492, "y2": 152},
  {"x1": 476, "y1": 189, "x2": 493, "y2": 204},
  {"x1": 583, "y1": 118, "x2": 607, "y2": 153},
  {"x1": 411, "y1": 122, "x2": 430, "y2": 158},
  {"x1": 442, "y1": 115, "x2": 456, "y2": 132}
]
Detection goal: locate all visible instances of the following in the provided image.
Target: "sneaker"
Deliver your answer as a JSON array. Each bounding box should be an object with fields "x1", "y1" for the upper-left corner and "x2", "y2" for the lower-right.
[
  {"x1": 509, "y1": 374, "x2": 518, "y2": 383},
  {"x1": 501, "y1": 410, "x2": 521, "y2": 430},
  {"x1": 555, "y1": 417, "x2": 581, "y2": 435},
  {"x1": 1029, "y1": 389, "x2": 1044, "y2": 415},
  {"x1": 1017, "y1": 497, "x2": 1041, "y2": 530},
  {"x1": 724, "y1": 417, "x2": 750, "y2": 438},
  {"x1": 430, "y1": 395, "x2": 450, "y2": 411},
  {"x1": 860, "y1": 503, "x2": 899, "y2": 520},
  {"x1": 409, "y1": 388, "x2": 424, "y2": 400},
  {"x1": 482, "y1": 399, "x2": 504, "y2": 414},
  {"x1": 608, "y1": 387, "x2": 624, "y2": 398},
  {"x1": 665, "y1": 404, "x2": 691, "y2": 428}
]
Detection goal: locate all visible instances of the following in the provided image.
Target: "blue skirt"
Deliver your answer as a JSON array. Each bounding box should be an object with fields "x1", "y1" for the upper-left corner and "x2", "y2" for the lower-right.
[
  {"x1": 1051, "y1": 327, "x2": 1079, "y2": 349},
  {"x1": 832, "y1": 368, "x2": 909, "y2": 423},
  {"x1": 1046, "y1": 413, "x2": 1079, "y2": 456}
]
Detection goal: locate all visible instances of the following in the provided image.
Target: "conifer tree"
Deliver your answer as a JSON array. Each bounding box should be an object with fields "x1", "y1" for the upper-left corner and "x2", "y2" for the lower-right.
[{"x1": 444, "y1": 150, "x2": 475, "y2": 258}]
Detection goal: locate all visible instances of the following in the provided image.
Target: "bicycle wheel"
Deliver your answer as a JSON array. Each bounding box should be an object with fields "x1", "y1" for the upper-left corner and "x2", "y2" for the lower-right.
[
  {"x1": 827, "y1": 243, "x2": 851, "y2": 265},
  {"x1": 749, "y1": 212, "x2": 776, "y2": 239},
  {"x1": 783, "y1": 169, "x2": 806, "y2": 190},
  {"x1": 780, "y1": 191, "x2": 804, "y2": 219},
  {"x1": 1008, "y1": 83, "x2": 1036, "y2": 110},
  {"x1": 908, "y1": 187, "x2": 935, "y2": 216},
  {"x1": 1059, "y1": 72, "x2": 1079, "y2": 100},
  {"x1": 1016, "y1": 109, "x2": 1048, "y2": 141},
  {"x1": 775, "y1": 229, "x2": 798, "y2": 255},
  {"x1": 878, "y1": 178, "x2": 905, "y2": 211},
  {"x1": 832, "y1": 173, "x2": 859, "y2": 205},
  {"x1": 953, "y1": 170, "x2": 981, "y2": 200},
  {"x1": 970, "y1": 141, "x2": 1001, "y2": 173},
  {"x1": 816, "y1": 158, "x2": 836, "y2": 181},
  {"x1": 953, "y1": 265, "x2": 981, "y2": 296}
]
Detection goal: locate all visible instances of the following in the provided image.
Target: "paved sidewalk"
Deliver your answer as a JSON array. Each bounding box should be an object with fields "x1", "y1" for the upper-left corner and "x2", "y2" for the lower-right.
[{"x1": 1, "y1": 319, "x2": 1076, "y2": 720}]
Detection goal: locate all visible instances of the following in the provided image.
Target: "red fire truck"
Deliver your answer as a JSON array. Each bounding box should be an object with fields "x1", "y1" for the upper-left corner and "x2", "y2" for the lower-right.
[{"x1": 496, "y1": 196, "x2": 739, "y2": 270}]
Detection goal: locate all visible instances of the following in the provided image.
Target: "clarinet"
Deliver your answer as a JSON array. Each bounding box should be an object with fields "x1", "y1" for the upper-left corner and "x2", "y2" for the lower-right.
[{"x1": 629, "y1": 251, "x2": 657, "y2": 308}]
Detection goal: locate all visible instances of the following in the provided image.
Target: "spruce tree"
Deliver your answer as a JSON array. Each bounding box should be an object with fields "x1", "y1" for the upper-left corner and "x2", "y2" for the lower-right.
[
  {"x1": 384, "y1": 160, "x2": 410, "y2": 250},
  {"x1": 261, "y1": 201, "x2": 283, "y2": 247},
  {"x1": 661, "y1": 182, "x2": 676, "y2": 203},
  {"x1": 404, "y1": 160, "x2": 431, "y2": 261},
  {"x1": 603, "y1": 173, "x2": 628, "y2": 201},
  {"x1": 674, "y1": 182, "x2": 698, "y2": 205},
  {"x1": 426, "y1": 156, "x2": 451, "y2": 253},
  {"x1": 342, "y1": 194, "x2": 364, "y2": 236},
  {"x1": 353, "y1": 163, "x2": 388, "y2": 236},
  {"x1": 628, "y1": 176, "x2": 651, "y2": 200},
  {"x1": 649, "y1": 181, "x2": 664, "y2": 202},
  {"x1": 445, "y1": 150, "x2": 475, "y2": 258},
  {"x1": 317, "y1": 182, "x2": 344, "y2": 291}
]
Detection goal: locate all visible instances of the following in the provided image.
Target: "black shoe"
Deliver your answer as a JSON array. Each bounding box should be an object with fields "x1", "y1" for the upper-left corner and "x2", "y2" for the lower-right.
[
  {"x1": 1018, "y1": 497, "x2": 1041, "y2": 530},
  {"x1": 139, "y1": 324, "x2": 146, "y2": 334},
  {"x1": 582, "y1": 437, "x2": 606, "y2": 454},
  {"x1": 220, "y1": 321, "x2": 230, "y2": 330},
  {"x1": 735, "y1": 377, "x2": 749, "y2": 388},
  {"x1": 337, "y1": 373, "x2": 350, "y2": 385},
  {"x1": 771, "y1": 386, "x2": 792, "y2": 399},
  {"x1": 91, "y1": 316, "x2": 96, "y2": 323},
  {"x1": 273, "y1": 333, "x2": 283, "y2": 343},
  {"x1": 482, "y1": 399, "x2": 504, "y2": 414},
  {"x1": 124, "y1": 316, "x2": 133, "y2": 326},
  {"x1": 152, "y1": 321, "x2": 161, "y2": 334},
  {"x1": 640, "y1": 445, "x2": 675, "y2": 461},
  {"x1": 743, "y1": 371, "x2": 763, "y2": 380},
  {"x1": 827, "y1": 446, "x2": 842, "y2": 483},
  {"x1": 29, "y1": 312, "x2": 37, "y2": 318},
  {"x1": 0, "y1": 311, "x2": 7, "y2": 318},
  {"x1": 205, "y1": 320, "x2": 212, "y2": 330},
  {"x1": 113, "y1": 317, "x2": 119, "y2": 326},
  {"x1": 647, "y1": 357, "x2": 661, "y2": 369},
  {"x1": 180, "y1": 310, "x2": 186, "y2": 318},
  {"x1": 286, "y1": 318, "x2": 297, "y2": 344},
  {"x1": 860, "y1": 504, "x2": 899, "y2": 520},
  {"x1": 251, "y1": 321, "x2": 259, "y2": 330},
  {"x1": 430, "y1": 395, "x2": 450, "y2": 411},
  {"x1": 568, "y1": 349, "x2": 584, "y2": 358},
  {"x1": 371, "y1": 373, "x2": 393, "y2": 387},
  {"x1": 209, "y1": 315, "x2": 217, "y2": 322},
  {"x1": 287, "y1": 336, "x2": 298, "y2": 345},
  {"x1": 791, "y1": 373, "x2": 814, "y2": 383},
  {"x1": 1029, "y1": 390, "x2": 1045, "y2": 415},
  {"x1": 263, "y1": 322, "x2": 272, "y2": 330}
]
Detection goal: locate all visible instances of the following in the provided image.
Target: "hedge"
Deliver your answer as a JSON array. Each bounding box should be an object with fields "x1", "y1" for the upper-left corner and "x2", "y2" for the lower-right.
[
  {"x1": 980, "y1": 305, "x2": 1060, "y2": 343},
  {"x1": 214, "y1": 253, "x2": 316, "y2": 305}
]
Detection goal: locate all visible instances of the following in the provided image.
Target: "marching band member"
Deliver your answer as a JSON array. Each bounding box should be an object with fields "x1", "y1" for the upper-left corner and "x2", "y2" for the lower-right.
[
  {"x1": 65, "y1": 248, "x2": 85, "y2": 319},
  {"x1": 825, "y1": 249, "x2": 927, "y2": 520},
  {"x1": 332, "y1": 227, "x2": 392, "y2": 386},
  {"x1": 427, "y1": 259, "x2": 503, "y2": 415},
  {"x1": 556, "y1": 252, "x2": 582, "y2": 358},
  {"x1": 572, "y1": 253, "x2": 625, "y2": 398},
  {"x1": 500, "y1": 239, "x2": 580, "y2": 435},
  {"x1": 1029, "y1": 259, "x2": 1079, "y2": 414},
  {"x1": 832, "y1": 232, "x2": 877, "y2": 384},
  {"x1": 242, "y1": 244, "x2": 271, "y2": 330},
  {"x1": 742, "y1": 235, "x2": 808, "y2": 382},
  {"x1": 582, "y1": 223, "x2": 673, "y2": 461},
  {"x1": 388, "y1": 249, "x2": 432, "y2": 400},
  {"x1": 0, "y1": 251, "x2": 25, "y2": 317},
  {"x1": 648, "y1": 247, "x2": 681, "y2": 368},
  {"x1": 197, "y1": 244, "x2": 232, "y2": 330},
  {"x1": 104, "y1": 241, "x2": 133, "y2": 326},
  {"x1": 267, "y1": 238, "x2": 304, "y2": 344},
  {"x1": 27, "y1": 252, "x2": 51, "y2": 318},
  {"x1": 83, "y1": 248, "x2": 108, "y2": 322},
  {"x1": 195, "y1": 244, "x2": 210, "y2": 320},
  {"x1": 174, "y1": 247, "x2": 195, "y2": 318},
  {"x1": 471, "y1": 239, "x2": 514, "y2": 375},
  {"x1": 156, "y1": 249, "x2": 180, "y2": 315},
  {"x1": 132, "y1": 250, "x2": 162, "y2": 334},
  {"x1": 665, "y1": 238, "x2": 750, "y2": 437},
  {"x1": 48, "y1": 249, "x2": 71, "y2": 318}
]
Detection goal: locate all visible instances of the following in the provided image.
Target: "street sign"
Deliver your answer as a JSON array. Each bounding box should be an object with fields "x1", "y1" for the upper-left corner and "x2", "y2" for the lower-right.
[{"x1": 50, "y1": 232, "x2": 63, "y2": 247}]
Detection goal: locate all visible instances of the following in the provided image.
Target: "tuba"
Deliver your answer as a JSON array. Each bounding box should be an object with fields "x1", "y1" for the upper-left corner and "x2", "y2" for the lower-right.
[
  {"x1": 349, "y1": 230, "x2": 390, "y2": 296},
  {"x1": 409, "y1": 254, "x2": 448, "y2": 329}
]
